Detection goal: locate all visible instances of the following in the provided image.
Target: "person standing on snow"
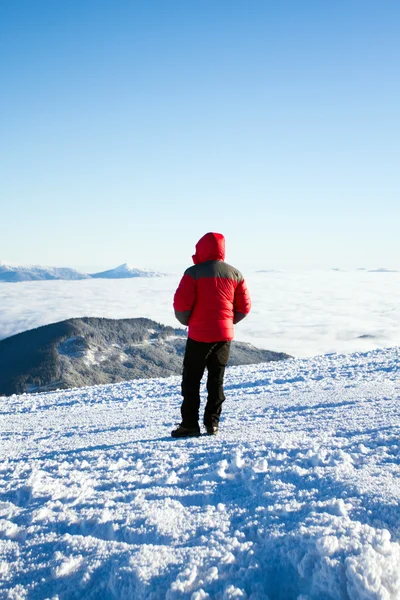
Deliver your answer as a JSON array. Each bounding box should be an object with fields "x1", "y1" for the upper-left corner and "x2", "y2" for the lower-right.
[{"x1": 172, "y1": 232, "x2": 251, "y2": 438}]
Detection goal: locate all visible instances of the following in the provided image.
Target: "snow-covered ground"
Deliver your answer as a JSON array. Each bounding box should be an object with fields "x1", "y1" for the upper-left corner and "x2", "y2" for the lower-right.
[
  {"x1": 1, "y1": 347, "x2": 399, "y2": 599},
  {"x1": 1, "y1": 270, "x2": 400, "y2": 357}
]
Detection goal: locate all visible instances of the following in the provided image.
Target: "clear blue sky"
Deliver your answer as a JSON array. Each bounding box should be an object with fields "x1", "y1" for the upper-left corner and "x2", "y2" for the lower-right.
[{"x1": 1, "y1": 0, "x2": 399, "y2": 271}]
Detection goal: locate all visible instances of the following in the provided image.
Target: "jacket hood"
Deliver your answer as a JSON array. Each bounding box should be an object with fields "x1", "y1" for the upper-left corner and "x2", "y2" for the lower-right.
[{"x1": 192, "y1": 232, "x2": 225, "y2": 264}]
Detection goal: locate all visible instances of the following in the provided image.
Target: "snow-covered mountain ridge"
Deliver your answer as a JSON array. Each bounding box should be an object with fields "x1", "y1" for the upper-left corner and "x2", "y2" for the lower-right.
[
  {"x1": 0, "y1": 317, "x2": 289, "y2": 396},
  {"x1": 90, "y1": 263, "x2": 164, "y2": 279},
  {"x1": 0, "y1": 262, "x2": 163, "y2": 282},
  {"x1": 1, "y1": 347, "x2": 400, "y2": 599},
  {"x1": 0, "y1": 263, "x2": 91, "y2": 282}
]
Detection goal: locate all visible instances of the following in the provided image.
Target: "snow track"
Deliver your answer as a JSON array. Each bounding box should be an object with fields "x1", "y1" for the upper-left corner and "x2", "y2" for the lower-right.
[{"x1": 1, "y1": 348, "x2": 400, "y2": 599}]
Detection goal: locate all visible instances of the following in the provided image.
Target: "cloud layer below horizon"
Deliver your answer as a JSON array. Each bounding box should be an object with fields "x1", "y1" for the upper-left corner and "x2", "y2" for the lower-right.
[{"x1": 1, "y1": 271, "x2": 399, "y2": 358}]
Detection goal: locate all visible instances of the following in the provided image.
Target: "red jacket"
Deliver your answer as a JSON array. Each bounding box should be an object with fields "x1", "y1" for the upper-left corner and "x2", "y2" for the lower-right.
[{"x1": 173, "y1": 232, "x2": 251, "y2": 342}]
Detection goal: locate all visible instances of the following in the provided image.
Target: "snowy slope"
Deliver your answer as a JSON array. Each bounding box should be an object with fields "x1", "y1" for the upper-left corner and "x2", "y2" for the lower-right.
[{"x1": 1, "y1": 347, "x2": 400, "y2": 599}]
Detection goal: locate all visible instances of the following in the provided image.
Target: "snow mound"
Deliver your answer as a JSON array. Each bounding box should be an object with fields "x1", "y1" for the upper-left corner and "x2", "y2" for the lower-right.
[{"x1": 1, "y1": 347, "x2": 400, "y2": 599}]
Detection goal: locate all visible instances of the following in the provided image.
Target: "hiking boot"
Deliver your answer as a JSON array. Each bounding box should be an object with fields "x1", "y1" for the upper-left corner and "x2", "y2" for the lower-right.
[
  {"x1": 205, "y1": 424, "x2": 219, "y2": 435},
  {"x1": 171, "y1": 424, "x2": 201, "y2": 438}
]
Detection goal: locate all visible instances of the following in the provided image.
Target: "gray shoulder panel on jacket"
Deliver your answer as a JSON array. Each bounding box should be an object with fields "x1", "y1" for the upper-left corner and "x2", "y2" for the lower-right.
[
  {"x1": 184, "y1": 266, "x2": 196, "y2": 278},
  {"x1": 188, "y1": 261, "x2": 243, "y2": 282}
]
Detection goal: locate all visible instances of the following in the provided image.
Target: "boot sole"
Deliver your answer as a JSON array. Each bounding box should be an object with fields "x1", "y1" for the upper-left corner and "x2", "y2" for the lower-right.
[{"x1": 171, "y1": 431, "x2": 201, "y2": 438}]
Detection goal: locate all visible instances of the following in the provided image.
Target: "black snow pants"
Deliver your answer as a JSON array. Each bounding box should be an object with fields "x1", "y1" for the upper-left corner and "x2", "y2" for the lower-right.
[{"x1": 180, "y1": 337, "x2": 231, "y2": 429}]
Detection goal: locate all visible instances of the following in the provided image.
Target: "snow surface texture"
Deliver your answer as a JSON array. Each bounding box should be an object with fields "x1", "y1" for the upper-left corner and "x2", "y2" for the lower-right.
[
  {"x1": 1, "y1": 347, "x2": 400, "y2": 599},
  {"x1": 0, "y1": 271, "x2": 399, "y2": 357}
]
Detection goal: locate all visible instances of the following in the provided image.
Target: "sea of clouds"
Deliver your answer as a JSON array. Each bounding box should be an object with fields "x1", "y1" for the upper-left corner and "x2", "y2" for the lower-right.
[{"x1": 0, "y1": 270, "x2": 399, "y2": 357}]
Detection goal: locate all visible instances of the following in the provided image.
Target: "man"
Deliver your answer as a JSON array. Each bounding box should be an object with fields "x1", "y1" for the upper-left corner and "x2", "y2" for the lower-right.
[{"x1": 172, "y1": 232, "x2": 251, "y2": 438}]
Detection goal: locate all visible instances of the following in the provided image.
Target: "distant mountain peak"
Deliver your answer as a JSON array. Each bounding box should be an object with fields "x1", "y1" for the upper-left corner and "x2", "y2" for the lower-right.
[
  {"x1": 0, "y1": 262, "x2": 90, "y2": 282},
  {"x1": 114, "y1": 263, "x2": 137, "y2": 273},
  {"x1": 0, "y1": 261, "x2": 166, "y2": 282},
  {"x1": 90, "y1": 264, "x2": 164, "y2": 279}
]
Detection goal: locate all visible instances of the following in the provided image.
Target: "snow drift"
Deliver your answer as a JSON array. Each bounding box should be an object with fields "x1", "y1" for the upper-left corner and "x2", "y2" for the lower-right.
[{"x1": 0, "y1": 347, "x2": 399, "y2": 599}]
